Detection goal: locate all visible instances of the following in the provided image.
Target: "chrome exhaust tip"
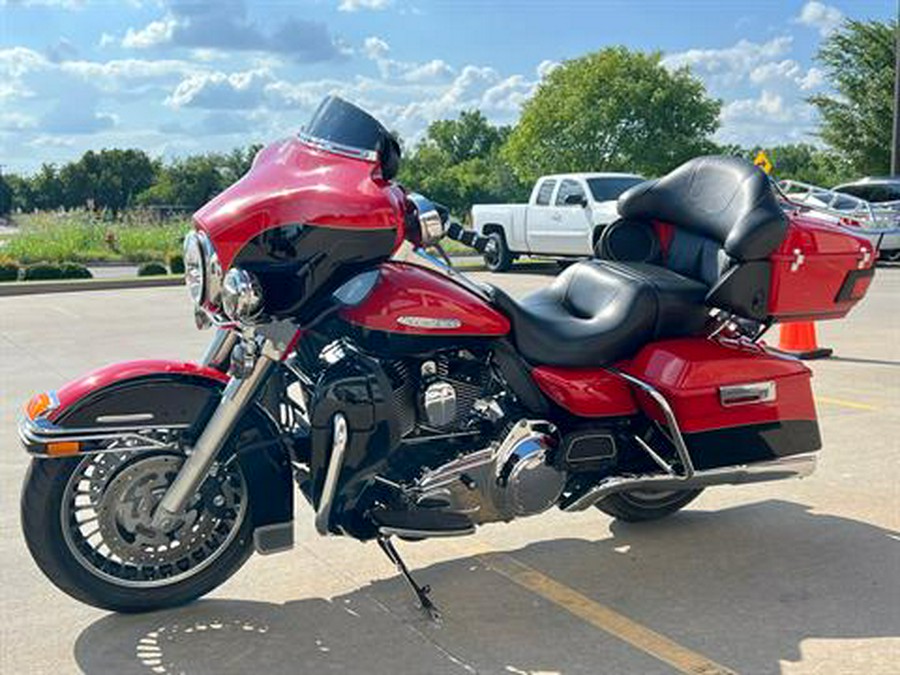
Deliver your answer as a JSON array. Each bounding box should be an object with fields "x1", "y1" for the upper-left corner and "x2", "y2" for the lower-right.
[{"x1": 562, "y1": 453, "x2": 817, "y2": 512}]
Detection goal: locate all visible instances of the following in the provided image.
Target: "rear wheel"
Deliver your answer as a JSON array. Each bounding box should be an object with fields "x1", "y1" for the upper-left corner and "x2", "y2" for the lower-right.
[
  {"x1": 483, "y1": 231, "x2": 514, "y2": 272},
  {"x1": 596, "y1": 489, "x2": 703, "y2": 522},
  {"x1": 22, "y1": 448, "x2": 253, "y2": 613}
]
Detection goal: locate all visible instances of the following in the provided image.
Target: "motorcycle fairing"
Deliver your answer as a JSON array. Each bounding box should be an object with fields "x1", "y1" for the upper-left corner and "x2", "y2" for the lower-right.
[{"x1": 194, "y1": 139, "x2": 407, "y2": 271}]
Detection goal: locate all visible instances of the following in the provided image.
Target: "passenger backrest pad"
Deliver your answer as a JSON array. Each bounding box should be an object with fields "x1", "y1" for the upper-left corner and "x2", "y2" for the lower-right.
[{"x1": 617, "y1": 156, "x2": 787, "y2": 262}]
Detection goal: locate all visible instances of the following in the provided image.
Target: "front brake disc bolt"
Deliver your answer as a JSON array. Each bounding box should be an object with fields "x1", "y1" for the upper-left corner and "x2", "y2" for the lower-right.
[{"x1": 213, "y1": 495, "x2": 225, "y2": 507}]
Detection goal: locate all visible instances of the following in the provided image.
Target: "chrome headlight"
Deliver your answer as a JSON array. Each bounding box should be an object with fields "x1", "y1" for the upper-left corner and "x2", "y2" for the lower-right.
[
  {"x1": 184, "y1": 230, "x2": 223, "y2": 309},
  {"x1": 221, "y1": 268, "x2": 263, "y2": 322},
  {"x1": 183, "y1": 231, "x2": 205, "y2": 304}
]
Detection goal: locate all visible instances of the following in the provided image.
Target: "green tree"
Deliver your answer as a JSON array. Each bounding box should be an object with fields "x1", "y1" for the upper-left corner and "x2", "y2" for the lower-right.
[
  {"x1": 504, "y1": 47, "x2": 721, "y2": 181},
  {"x1": 30, "y1": 164, "x2": 64, "y2": 211},
  {"x1": 398, "y1": 111, "x2": 528, "y2": 217},
  {"x1": 0, "y1": 174, "x2": 12, "y2": 216},
  {"x1": 739, "y1": 144, "x2": 853, "y2": 186},
  {"x1": 809, "y1": 19, "x2": 896, "y2": 176},
  {"x1": 3, "y1": 174, "x2": 35, "y2": 212}
]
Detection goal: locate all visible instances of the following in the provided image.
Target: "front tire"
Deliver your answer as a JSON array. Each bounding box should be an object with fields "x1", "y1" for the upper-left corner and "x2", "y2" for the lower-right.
[
  {"x1": 22, "y1": 451, "x2": 254, "y2": 613},
  {"x1": 483, "y1": 231, "x2": 514, "y2": 272},
  {"x1": 596, "y1": 489, "x2": 703, "y2": 523}
]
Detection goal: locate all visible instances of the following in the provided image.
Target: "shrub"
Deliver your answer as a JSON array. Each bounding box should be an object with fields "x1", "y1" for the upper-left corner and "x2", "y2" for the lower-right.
[
  {"x1": 0, "y1": 259, "x2": 20, "y2": 282},
  {"x1": 168, "y1": 253, "x2": 185, "y2": 274},
  {"x1": 22, "y1": 261, "x2": 94, "y2": 281},
  {"x1": 23, "y1": 262, "x2": 63, "y2": 280},
  {"x1": 58, "y1": 262, "x2": 93, "y2": 279},
  {"x1": 138, "y1": 261, "x2": 169, "y2": 276}
]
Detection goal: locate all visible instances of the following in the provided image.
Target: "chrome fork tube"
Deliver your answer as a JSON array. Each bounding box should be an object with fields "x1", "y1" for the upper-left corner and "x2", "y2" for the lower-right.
[
  {"x1": 152, "y1": 348, "x2": 275, "y2": 529},
  {"x1": 202, "y1": 327, "x2": 238, "y2": 370}
]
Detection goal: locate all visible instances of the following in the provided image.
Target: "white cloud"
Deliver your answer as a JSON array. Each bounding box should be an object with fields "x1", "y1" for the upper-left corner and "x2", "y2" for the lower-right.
[
  {"x1": 122, "y1": 16, "x2": 178, "y2": 49},
  {"x1": 799, "y1": 67, "x2": 825, "y2": 91},
  {"x1": 664, "y1": 36, "x2": 794, "y2": 89},
  {"x1": 796, "y1": 1, "x2": 843, "y2": 37},
  {"x1": 98, "y1": 33, "x2": 117, "y2": 49},
  {"x1": 719, "y1": 90, "x2": 817, "y2": 145},
  {"x1": 0, "y1": 112, "x2": 36, "y2": 131},
  {"x1": 402, "y1": 59, "x2": 454, "y2": 83},
  {"x1": 166, "y1": 68, "x2": 274, "y2": 109},
  {"x1": 0, "y1": 0, "x2": 84, "y2": 8},
  {"x1": 362, "y1": 36, "x2": 390, "y2": 60},
  {"x1": 338, "y1": 0, "x2": 391, "y2": 12},
  {"x1": 537, "y1": 59, "x2": 561, "y2": 79}
]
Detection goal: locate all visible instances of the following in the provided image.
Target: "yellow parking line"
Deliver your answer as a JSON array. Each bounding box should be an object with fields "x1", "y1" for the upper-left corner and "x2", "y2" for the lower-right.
[
  {"x1": 480, "y1": 553, "x2": 737, "y2": 675},
  {"x1": 816, "y1": 395, "x2": 880, "y2": 411}
]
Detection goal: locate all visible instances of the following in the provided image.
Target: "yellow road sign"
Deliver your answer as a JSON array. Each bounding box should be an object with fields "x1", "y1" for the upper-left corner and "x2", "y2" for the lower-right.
[{"x1": 754, "y1": 150, "x2": 773, "y2": 174}]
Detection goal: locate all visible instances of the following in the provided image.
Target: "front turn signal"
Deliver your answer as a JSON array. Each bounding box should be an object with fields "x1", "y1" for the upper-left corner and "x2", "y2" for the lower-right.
[{"x1": 45, "y1": 441, "x2": 81, "y2": 457}]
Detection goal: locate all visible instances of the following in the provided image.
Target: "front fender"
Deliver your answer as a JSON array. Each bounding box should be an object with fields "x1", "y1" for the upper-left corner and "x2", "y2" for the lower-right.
[{"x1": 20, "y1": 360, "x2": 295, "y2": 553}]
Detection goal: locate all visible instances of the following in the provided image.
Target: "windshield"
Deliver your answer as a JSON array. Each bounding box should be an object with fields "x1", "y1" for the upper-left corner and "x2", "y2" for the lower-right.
[
  {"x1": 302, "y1": 96, "x2": 389, "y2": 157},
  {"x1": 587, "y1": 177, "x2": 644, "y2": 202}
]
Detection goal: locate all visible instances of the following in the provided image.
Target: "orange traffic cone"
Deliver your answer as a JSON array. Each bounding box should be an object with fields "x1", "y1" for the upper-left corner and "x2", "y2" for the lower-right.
[{"x1": 778, "y1": 322, "x2": 833, "y2": 360}]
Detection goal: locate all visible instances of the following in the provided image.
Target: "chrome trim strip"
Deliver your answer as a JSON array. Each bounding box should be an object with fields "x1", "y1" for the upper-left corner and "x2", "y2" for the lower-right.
[
  {"x1": 720, "y1": 381, "x2": 777, "y2": 407},
  {"x1": 563, "y1": 453, "x2": 817, "y2": 512},
  {"x1": 297, "y1": 132, "x2": 379, "y2": 162},
  {"x1": 378, "y1": 525, "x2": 475, "y2": 539},
  {"x1": 18, "y1": 415, "x2": 187, "y2": 457},
  {"x1": 95, "y1": 413, "x2": 155, "y2": 424},
  {"x1": 315, "y1": 412, "x2": 349, "y2": 535}
]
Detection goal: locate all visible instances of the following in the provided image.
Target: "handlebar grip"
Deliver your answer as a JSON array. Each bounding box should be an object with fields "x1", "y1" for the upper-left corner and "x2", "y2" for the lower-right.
[{"x1": 445, "y1": 222, "x2": 489, "y2": 253}]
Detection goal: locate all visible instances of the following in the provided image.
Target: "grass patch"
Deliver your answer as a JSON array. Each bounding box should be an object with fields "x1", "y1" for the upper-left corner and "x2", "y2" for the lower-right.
[{"x1": 3, "y1": 211, "x2": 189, "y2": 264}]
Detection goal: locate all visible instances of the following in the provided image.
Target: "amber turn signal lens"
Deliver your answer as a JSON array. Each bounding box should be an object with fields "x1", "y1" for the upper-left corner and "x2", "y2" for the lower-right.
[
  {"x1": 45, "y1": 441, "x2": 80, "y2": 457},
  {"x1": 26, "y1": 392, "x2": 54, "y2": 420}
]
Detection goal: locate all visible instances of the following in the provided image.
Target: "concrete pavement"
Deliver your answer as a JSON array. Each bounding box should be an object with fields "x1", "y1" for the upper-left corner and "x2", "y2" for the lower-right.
[{"x1": 1, "y1": 266, "x2": 898, "y2": 674}]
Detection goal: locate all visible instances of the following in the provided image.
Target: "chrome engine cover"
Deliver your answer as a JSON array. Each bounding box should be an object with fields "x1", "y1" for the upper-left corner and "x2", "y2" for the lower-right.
[{"x1": 413, "y1": 420, "x2": 565, "y2": 524}]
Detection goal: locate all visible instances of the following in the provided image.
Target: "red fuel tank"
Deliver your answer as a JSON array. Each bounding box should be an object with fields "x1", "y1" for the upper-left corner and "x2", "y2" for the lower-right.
[{"x1": 339, "y1": 263, "x2": 510, "y2": 337}]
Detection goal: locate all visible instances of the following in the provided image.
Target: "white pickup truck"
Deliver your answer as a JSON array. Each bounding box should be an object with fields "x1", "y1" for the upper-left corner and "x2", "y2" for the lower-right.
[{"x1": 471, "y1": 172, "x2": 645, "y2": 271}]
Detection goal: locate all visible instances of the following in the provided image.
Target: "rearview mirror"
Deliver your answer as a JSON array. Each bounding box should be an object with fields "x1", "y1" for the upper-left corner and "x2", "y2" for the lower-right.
[
  {"x1": 564, "y1": 193, "x2": 588, "y2": 207},
  {"x1": 408, "y1": 193, "x2": 447, "y2": 245}
]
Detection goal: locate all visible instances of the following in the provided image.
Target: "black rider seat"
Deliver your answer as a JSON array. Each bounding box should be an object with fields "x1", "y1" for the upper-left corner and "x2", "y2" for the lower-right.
[
  {"x1": 489, "y1": 260, "x2": 709, "y2": 367},
  {"x1": 489, "y1": 156, "x2": 787, "y2": 368}
]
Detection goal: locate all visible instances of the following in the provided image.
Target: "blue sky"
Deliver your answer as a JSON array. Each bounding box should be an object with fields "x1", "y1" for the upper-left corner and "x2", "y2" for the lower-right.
[{"x1": 0, "y1": 0, "x2": 893, "y2": 173}]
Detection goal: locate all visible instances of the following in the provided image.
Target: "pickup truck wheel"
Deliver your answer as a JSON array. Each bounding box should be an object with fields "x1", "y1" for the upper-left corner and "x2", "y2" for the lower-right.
[{"x1": 484, "y1": 232, "x2": 514, "y2": 272}]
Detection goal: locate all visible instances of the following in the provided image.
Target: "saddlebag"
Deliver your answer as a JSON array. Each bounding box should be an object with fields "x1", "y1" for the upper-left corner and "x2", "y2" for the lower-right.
[
  {"x1": 767, "y1": 213, "x2": 875, "y2": 321},
  {"x1": 621, "y1": 338, "x2": 821, "y2": 470}
]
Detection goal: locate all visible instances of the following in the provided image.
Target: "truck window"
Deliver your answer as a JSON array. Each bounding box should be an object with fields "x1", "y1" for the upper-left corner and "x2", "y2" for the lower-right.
[
  {"x1": 587, "y1": 177, "x2": 644, "y2": 202},
  {"x1": 555, "y1": 179, "x2": 587, "y2": 206},
  {"x1": 535, "y1": 179, "x2": 557, "y2": 206},
  {"x1": 836, "y1": 184, "x2": 900, "y2": 203}
]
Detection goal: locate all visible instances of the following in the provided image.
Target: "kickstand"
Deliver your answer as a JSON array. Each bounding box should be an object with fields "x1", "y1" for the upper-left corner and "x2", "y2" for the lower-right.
[{"x1": 377, "y1": 535, "x2": 442, "y2": 622}]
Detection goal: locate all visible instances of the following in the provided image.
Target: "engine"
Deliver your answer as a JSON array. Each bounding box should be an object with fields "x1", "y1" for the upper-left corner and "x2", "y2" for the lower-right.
[
  {"x1": 303, "y1": 341, "x2": 568, "y2": 534},
  {"x1": 411, "y1": 420, "x2": 567, "y2": 524}
]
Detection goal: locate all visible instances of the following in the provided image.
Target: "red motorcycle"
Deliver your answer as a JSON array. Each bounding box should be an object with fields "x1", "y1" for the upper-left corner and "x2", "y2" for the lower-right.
[{"x1": 18, "y1": 97, "x2": 875, "y2": 619}]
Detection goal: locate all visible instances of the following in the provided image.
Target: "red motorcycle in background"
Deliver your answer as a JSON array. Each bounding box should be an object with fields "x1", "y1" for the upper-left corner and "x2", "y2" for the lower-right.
[{"x1": 18, "y1": 97, "x2": 876, "y2": 619}]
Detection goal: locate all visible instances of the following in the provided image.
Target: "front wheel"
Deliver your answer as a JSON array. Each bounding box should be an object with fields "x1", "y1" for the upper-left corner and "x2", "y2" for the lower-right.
[
  {"x1": 483, "y1": 232, "x2": 514, "y2": 272},
  {"x1": 21, "y1": 449, "x2": 253, "y2": 613},
  {"x1": 596, "y1": 488, "x2": 703, "y2": 523}
]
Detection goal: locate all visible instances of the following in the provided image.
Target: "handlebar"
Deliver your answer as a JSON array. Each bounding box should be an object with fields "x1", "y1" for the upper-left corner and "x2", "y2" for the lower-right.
[{"x1": 446, "y1": 222, "x2": 491, "y2": 253}]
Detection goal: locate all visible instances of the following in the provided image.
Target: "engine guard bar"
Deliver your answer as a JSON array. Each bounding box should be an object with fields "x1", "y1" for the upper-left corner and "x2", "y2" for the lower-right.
[{"x1": 18, "y1": 414, "x2": 189, "y2": 457}]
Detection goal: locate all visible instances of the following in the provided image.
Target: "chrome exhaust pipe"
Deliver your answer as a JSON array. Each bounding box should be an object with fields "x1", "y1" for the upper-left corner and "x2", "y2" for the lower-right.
[{"x1": 562, "y1": 453, "x2": 817, "y2": 512}]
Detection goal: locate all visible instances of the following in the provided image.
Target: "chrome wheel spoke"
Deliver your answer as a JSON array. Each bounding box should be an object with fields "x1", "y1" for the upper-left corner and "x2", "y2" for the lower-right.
[{"x1": 61, "y1": 450, "x2": 246, "y2": 589}]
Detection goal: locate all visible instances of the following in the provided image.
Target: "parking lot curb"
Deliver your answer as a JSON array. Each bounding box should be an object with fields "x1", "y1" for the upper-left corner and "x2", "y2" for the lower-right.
[{"x1": 0, "y1": 275, "x2": 184, "y2": 297}]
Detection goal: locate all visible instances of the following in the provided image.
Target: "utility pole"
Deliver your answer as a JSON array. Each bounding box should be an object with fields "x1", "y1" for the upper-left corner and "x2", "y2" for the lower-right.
[{"x1": 893, "y1": 17, "x2": 900, "y2": 175}]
